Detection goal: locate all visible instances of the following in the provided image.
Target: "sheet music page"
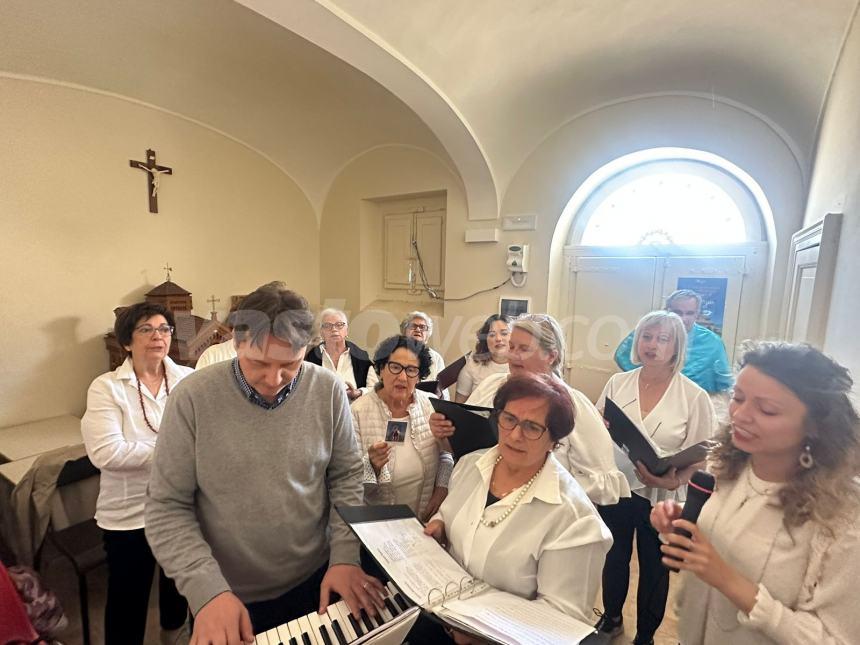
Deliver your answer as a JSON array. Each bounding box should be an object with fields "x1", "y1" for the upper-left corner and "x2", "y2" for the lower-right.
[
  {"x1": 439, "y1": 589, "x2": 595, "y2": 645},
  {"x1": 351, "y1": 517, "x2": 473, "y2": 608}
]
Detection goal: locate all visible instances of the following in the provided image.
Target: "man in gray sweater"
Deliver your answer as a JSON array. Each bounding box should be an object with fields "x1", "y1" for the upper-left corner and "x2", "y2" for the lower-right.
[{"x1": 145, "y1": 284, "x2": 384, "y2": 643}]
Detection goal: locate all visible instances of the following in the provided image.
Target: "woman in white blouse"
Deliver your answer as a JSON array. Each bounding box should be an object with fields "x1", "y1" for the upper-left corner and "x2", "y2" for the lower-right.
[
  {"x1": 652, "y1": 341, "x2": 860, "y2": 644},
  {"x1": 454, "y1": 314, "x2": 511, "y2": 402},
  {"x1": 81, "y1": 302, "x2": 193, "y2": 645},
  {"x1": 421, "y1": 373, "x2": 612, "y2": 643},
  {"x1": 431, "y1": 313, "x2": 628, "y2": 506},
  {"x1": 351, "y1": 335, "x2": 453, "y2": 521},
  {"x1": 304, "y1": 308, "x2": 373, "y2": 402},
  {"x1": 594, "y1": 310, "x2": 716, "y2": 645}
]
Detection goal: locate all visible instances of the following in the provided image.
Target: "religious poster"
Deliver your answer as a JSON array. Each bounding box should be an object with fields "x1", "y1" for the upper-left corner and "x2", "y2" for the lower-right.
[{"x1": 676, "y1": 277, "x2": 728, "y2": 336}]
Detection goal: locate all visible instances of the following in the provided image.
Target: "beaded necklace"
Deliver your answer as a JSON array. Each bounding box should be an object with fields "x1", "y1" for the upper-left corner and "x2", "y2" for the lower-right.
[
  {"x1": 480, "y1": 455, "x2": 544, "y2": 529},
  {"x1": 136, "y1": 363, "x2": 169, "y2": 434}
]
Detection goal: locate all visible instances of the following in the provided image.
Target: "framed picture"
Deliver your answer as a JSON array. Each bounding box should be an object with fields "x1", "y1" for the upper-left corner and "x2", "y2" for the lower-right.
[{"x1": 499, "y1": 297, "x2": 530, "y2": 318}]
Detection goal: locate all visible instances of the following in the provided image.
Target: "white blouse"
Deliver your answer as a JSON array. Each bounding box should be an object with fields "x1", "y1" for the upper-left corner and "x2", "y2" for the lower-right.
[
  {"x1": 81, "y1": 356, "x2": 193, "y2": 530},
  {"x1": 433, "y1": 447, "x2": 612, "y2": 624},
  {"x1": 455, "y1": 354, "x2": 509, "y2": 399},
  {"x1": 467, "y1": 373, "x2": 630, "y2": 505},
  {"x1": 677, "y1": 465, "x2": 860, "y2": 644},
  {"x1": 597, "y1": 368, "x2": 717, "y2": 504}
]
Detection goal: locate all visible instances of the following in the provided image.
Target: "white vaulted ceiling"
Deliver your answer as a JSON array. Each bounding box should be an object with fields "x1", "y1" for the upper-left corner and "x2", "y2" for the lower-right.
[{"x1": 2, "y1": 0, "x2": 857, "y2": 218}]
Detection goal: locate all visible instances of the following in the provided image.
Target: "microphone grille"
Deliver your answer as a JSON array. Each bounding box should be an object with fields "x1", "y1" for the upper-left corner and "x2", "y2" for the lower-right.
[{"x1": 689, "y1": 470, "x2": 715, "y2": 494}]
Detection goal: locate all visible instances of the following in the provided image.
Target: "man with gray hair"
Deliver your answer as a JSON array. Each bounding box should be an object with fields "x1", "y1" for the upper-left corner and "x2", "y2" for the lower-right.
[
  {"x1": 145, "y1": 284, "x2": 384, "y2": 643},
  {"x1": 614, "y1": 289, "x2": 732, "y2": 394}
]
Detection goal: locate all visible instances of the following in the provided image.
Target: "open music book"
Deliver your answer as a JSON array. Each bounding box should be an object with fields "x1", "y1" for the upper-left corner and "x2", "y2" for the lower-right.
[
  {"x1": 338, "y1": 504, "x2": 598, "y2": 645},
  {"x1": 603, "y1": 397, "x2": 713, "y2": 476}
]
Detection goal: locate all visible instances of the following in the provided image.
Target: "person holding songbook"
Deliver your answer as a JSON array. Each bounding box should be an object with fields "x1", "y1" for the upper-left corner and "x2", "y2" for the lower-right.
[
  {"x1": 351, "y1": 335, "x2": 453, "y2": 521},
  {"x1": 594, "y1": 310, "x2": 716, "y2": 644},
  {"x1": 431, "y1": 313, "x2": 628, "y2": 506},
  {"x1": 651, "y1": 342, "x2": 860, "y2": 644},
  {"x1": 419, "y1": 373, "x2": 612, "y2": 643}
]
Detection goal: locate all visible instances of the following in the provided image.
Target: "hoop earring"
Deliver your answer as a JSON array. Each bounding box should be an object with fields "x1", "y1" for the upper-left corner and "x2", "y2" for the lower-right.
[{"x1": 799, "y1": 443, "x2": 814, "y2": 469}]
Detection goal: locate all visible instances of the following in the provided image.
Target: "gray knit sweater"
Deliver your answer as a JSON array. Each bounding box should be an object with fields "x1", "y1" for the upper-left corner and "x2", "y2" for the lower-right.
[{"x1": 144, "y1": 361, "x2": 363, "y2": 614}]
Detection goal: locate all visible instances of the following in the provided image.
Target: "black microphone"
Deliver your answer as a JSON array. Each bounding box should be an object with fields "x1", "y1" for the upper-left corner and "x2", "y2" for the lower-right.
[{"x1": 665, "y1": 469, "x2": 715, "y2": 572}]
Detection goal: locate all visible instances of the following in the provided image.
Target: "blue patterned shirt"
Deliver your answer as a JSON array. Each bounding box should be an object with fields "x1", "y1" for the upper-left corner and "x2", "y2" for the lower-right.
[{"x1": 231, "y1": 358, "x2": 301, "y2": 410}]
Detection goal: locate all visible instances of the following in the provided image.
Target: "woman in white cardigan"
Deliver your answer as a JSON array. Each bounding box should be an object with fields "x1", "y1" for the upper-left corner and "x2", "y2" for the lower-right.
[
  {"x1": 652, "y1": 341, "x2": 860, "y2": 644},
  {"x1": 431, "y1": 313, "x2": 629, "y2": 506},
  {"x1": 594, "y1": 310, "x2": 716, "y2": 645},
  {"x1": 351, "y1": 335, "x2": 453, "y2": 521},
  {"x1": 418, "y1": 373, "x2": 612, "y2": 644},
  {"x1": 81, "y1": 302, "x2": 193, "y2": 645}
]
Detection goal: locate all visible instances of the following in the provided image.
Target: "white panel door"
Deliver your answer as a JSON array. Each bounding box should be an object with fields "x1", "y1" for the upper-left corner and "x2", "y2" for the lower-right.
[
  {"x1": 415, "y1": 212, "x2": 445, "y2": 288},
  {"x1": 383, "y1": 213, "x2": 413, "y2": 289},
  {"x1": 659, "y1": 255, "x2": 746, "y2": 360},
  {"x1": 566, "y1": 256, "x2": 660, "y2": 401}
]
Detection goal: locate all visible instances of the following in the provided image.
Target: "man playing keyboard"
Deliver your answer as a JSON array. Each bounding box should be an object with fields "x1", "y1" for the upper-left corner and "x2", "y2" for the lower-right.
[{"x1": 145, "y1": 284, "x2": 385, "y2": 644}]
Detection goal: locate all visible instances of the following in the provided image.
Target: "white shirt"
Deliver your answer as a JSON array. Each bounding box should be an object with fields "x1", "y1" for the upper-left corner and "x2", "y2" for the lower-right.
[
  {"x1": 81, "y1": 356, "x2": 193, "y2": 530},
  {"x1": 318, "y1": 344, "x2": 366, "y2": 393},
  {"x1": 366, "y1": 347, "x2": 448, "y2": 398},
  {"x1": 597, "y1": 368, "x2": 717, "y2": 504},
  {"x1": 455, "y1": 355, "x2": 509, "y2": 399},
  {"x1": 467, "y1": 373, "x2": 630, "y2": 505},
  {"x1": 434, "y1": 447, "x2": 613, "y2": 624},
  {"x1": 677, "y1": 465, "x2": 860, "y2": 644},
  {"x1": 195, "y1": 338, "x2": 237, "y2": 370}
]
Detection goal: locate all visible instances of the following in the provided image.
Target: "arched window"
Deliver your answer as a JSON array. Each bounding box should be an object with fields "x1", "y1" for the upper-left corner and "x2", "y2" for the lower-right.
[{"x1": 569, "y1": 152, "x2": 765, "y2": 247}]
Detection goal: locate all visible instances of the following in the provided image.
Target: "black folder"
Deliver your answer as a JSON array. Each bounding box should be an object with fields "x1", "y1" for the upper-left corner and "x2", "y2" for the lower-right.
[
  {"x1": 603, "y1": 397, "x2": 711, "y2": 476},
  {"x1": 428, "y1": 398, "x2": 497, "y2": 459},
  {"x1": 415, "y1": 355, "x2": 468, "y2": 397}
]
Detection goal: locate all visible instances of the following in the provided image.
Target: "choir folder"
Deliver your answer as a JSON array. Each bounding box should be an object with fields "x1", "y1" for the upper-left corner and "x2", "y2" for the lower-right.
[
  {"x1": 338, "y1": 504, "x2": 602, "y2": 645},
  {"x1": 427, "y1": 399, "x2": 497, "y2": 459},
  {"x1": 603, "y1": 397, "x2": 712, "y2": 475}
]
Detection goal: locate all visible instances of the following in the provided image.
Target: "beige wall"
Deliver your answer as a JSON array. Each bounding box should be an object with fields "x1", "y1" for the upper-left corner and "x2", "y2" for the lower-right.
[
  {"x1": 803, "y1": 9, "x2": 860, "y2": 380},
  {"x1": 320, "y1": 145, "x2": 508, "y2": 360},
  {"x1": 0, "y1": 77, "x2": 319, "y2": 426},
  {"x1": 500, "y1": 94, "x2": 805, "y2": 337}
]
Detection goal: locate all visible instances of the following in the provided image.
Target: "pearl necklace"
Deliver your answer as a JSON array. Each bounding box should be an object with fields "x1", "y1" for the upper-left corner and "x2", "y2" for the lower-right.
[{"x1": 480, "y1": 456, "x2": 544, "y2": 529}]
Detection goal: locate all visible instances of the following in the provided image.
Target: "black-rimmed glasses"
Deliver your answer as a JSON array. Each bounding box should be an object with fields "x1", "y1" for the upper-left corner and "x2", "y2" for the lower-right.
[
  {"x1": 134, "y1": 324, "x2": 174, "y2": 336},
  {"x1": 386, "y1": 361, "x2": 420, "y2": 378},
  {"x1": 321, "y1": 322, "x2": 347, "y2": 331},
  {"x1": 494, "y1": 409, "x2": 548, "y2": 440},
  {"x1": 408, "y1": 323, "x2": 429, "y2": 332}
]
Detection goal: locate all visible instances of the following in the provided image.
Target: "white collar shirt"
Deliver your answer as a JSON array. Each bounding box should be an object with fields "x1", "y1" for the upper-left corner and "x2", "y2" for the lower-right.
[
  {"x1": 80, "y1": 356, "x2": 193, "y2": 530},
  {"x1": 320, "y1": 343, "x2": 361, "y2": 391},
  {"x1": 434, "y1": 446, "x2": 612, "y2": 624}
]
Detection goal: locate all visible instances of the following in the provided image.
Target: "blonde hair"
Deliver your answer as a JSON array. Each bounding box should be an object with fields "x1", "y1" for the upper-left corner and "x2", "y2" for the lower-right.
[
  {"x1": 511, "y1": 314, "x2": 566, "y2": 376},
  {"x1": 630, "y1": 311, "x2": 687, "y2": 377}
]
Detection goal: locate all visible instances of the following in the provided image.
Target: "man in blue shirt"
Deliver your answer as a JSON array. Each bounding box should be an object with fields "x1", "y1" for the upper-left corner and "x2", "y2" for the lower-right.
[{"x1": 614, "y1": 289, "x2": 733, "y2": 394}]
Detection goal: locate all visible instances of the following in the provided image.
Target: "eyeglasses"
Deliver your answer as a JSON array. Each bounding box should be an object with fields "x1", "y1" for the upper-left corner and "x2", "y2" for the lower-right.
[
  {"x1": 386, "y1": 361, "x2": 420, "y2": 378},
  {"x1": 494, "y1": 409, "x2": 548, "y2": 440},
  {"x1": 321, "y1": 322, "x2": 347, "y2": 331},
  {"x1": 134, "y1": 324, "x2": 174, "y2": 336},
  {"x1": 408, "y1": 323, "x2": 429, "y2": 332}
]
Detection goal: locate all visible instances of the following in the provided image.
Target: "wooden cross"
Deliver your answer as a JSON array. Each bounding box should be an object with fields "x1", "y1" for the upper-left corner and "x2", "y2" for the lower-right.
[
  {"x1": 207, "y1": 295, "x2": 220, "y2": 320},
  {"x1": 129, "y1": 149, "x2": 173, "y2": 213},
  {"x1": 163, "y1": 263, "x2": 173, "y2": 282}
]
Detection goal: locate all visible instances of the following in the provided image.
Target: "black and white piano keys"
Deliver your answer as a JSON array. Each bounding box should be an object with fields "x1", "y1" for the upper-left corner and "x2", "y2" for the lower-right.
[{"x1": 254, "y1": 582, "x2": 411, "y2": 645}]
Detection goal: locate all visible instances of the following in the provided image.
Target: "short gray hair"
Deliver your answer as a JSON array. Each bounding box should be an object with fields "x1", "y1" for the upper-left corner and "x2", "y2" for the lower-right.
[
  {"x1": 665, "y1": 289, "x2": 702, "y2": 311},
  {"x1": 511, "y1": 314, "x2": 566, "y2": 376},
  {"x1": 630, "y1": 311, "x2": 687, "y2": 376},
  {"x1": 400, "y1": 311, "x2": 433, "y2": 337},
  {"x1": 319, "y1": 308, "x2": 348, "y2": 326}
]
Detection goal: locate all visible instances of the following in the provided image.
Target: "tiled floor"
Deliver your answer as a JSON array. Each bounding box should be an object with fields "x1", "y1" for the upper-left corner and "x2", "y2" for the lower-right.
[{"x1": 44, "y1": 549, "x2": 678, "y2": 645}]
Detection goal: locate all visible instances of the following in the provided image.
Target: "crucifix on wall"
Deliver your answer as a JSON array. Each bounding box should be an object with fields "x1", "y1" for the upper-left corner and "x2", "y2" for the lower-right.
[
  {"x1": 129, "y1": 149, "x2": 173, "y2": 213},
  {"x1": 207, "y1": 294, "x2": 220, "y2": 321}
]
